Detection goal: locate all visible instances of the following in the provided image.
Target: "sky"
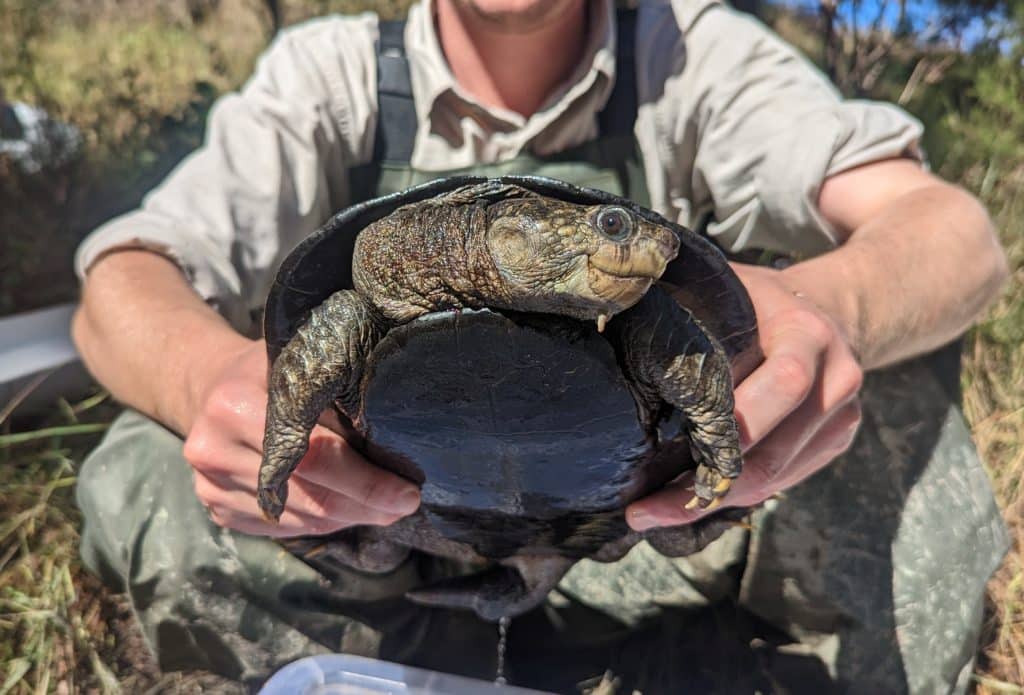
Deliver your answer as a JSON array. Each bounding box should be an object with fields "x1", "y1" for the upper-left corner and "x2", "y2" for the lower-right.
[{"x1": 774, "y1": 0, "x2": 1006, "y2": 48}]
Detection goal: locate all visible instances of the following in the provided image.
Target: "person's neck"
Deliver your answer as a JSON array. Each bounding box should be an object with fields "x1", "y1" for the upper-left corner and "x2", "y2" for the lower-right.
[{"x1": 435, "y1": 1, "x2": 588, "y2": 118}]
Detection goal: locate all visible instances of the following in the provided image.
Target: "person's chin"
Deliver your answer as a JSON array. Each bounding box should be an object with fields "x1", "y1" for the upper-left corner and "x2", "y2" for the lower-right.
[{"x1": 452, "y1": 0, "x2": 580, "y2": 32}]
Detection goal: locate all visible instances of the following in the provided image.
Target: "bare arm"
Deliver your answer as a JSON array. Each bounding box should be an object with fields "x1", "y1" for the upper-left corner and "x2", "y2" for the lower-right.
[
  {"x1": 72, "y1": 250, "x2": 247, "y2": 435},
  {"x1": 73, "y1": 250, "x2": 420, "y2": 536},
  {"x1": 629, "y1": 160, "x2": 1008, "y2": 529},
  {"x1": 791, "y1": 158, "x2": 1008, "y2": 369}
]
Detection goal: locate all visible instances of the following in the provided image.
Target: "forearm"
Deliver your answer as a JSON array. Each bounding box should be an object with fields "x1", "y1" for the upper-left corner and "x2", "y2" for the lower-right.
[
  {"x1": 632, "y1": 168, "x2": 1006, "y2": 529},
  {"x1": 783, "y1": 183, "x2": 1008, "y2": 370},
  {"x1": 72, "y1": 249, "x2": 254, "y2": 435},
  {"x1": 76, "y1": 249, "x2": 420, "y2": 534}
]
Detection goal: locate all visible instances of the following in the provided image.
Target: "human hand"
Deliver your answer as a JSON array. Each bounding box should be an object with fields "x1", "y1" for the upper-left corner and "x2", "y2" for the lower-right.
[
  {"x1": 183, "y1": 339, "x2": 421, "y2": 537},
  {"x1": 627, "y1": 263, "x2": 864, "y2": 530}
]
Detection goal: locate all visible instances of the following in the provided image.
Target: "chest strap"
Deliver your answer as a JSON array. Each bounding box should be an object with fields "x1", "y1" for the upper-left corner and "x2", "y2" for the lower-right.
[
  {"x1": 373, "y1": 19, "x2": 416, "y2": 164},
  {"x1": 372, "y1": 9, "x2": 638, "y2": 166}
]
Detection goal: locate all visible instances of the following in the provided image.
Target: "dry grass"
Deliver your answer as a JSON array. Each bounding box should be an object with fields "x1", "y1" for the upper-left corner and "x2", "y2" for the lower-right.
[
  {"x1": 0, "y1": 394, "x2": 137, "y2": 694},
  {"x1": 0, "y1": 396, "x2": 248, "y2": 693},
  {"x1": 0, "y1": 0, "x2": 268, "y2": 316},
  {"x1": 1, "y1": 1, "x2": 1023, "y2": 693},
  {"x1": 0, "y1": 0, "x2": 414, "y2": 317},
  {"x1": 964, "y1": 165, "x2": 1024, "y2": 694}
]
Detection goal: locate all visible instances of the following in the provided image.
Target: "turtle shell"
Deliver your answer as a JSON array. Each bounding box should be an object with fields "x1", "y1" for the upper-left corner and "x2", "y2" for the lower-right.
[{"x1": 264, "y1": 176, "x2": 760, "y2": 558}]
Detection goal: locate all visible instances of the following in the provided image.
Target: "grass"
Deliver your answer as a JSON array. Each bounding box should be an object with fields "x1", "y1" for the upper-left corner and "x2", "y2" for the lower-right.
[
  {"x1": 0, "y1": 0, "x2": 416, "y2": 317},
  {"x1": 964, "y1": 163, "x2": 1024, "y2": 693},
  {"x1": 0, "y1": 396, "x2": 246, "y2": 693},
  {"x1": 1, "y1": 1, "x2": 1022, "y2": 692},
  {"x1": 0, "y1": 392, "x2": 134, "y2": 693},
  {"x1": 0, "y1": 0, "x2": 265, "y2": 316}
]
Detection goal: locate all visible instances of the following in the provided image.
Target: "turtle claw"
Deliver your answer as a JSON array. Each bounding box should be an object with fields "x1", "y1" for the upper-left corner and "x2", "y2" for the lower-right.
[
  {"x1": 684, "y1": 493, "x2": 724, "y2": 511},
  {"x1": 685, "y1": 463, "x2": 735, "y2": 512},
  {"x1": 703, "y1": 497, "x2": 723, "y2": 511},
  {"x1": 257, "y1": 486, "x2": 286, "y2": 523}
]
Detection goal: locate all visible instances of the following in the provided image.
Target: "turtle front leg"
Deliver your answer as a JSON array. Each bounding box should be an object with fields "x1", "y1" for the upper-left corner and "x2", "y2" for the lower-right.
[
  {"x1": 610, "y1": 287, "x2": 742, "y2": 510},
  {"x1": 258, "y1": 290, "x2": 389, "y2": 521},
  {"x1": 675, "y1": 357, "x2": 742, "y2": 510}
]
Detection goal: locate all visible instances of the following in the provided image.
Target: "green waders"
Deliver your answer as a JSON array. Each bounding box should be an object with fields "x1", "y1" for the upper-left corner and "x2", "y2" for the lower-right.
[{"x1": 76, "y1": 12, "x2": 1007, "y2": 694}]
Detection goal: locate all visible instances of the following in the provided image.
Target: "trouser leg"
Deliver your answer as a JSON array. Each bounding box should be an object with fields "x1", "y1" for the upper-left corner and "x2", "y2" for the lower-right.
[
  {"x1": 77, "y1": 410, "x2": 578, "y2": 688},
  {"x1": 556, "y1": 358, "x2": 1007, "y2": 694},
  {"x1": 78, "y1": 358, "x2": 1008, "y2": 694},
  {"x1": 740, "y1": 359, "x2": 1008, "y2": 694},
  {"x1": 74, "y1": 411, "x2": 769, "y2": 692},
  {"x1": 76, "y1": 411, "x2": 427, "y2": 686}
]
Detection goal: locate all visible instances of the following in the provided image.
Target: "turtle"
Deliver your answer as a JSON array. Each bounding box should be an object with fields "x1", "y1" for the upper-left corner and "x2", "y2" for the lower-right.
[{"x1": 258, "y1": 175, "x2": 760, "y2": 621}]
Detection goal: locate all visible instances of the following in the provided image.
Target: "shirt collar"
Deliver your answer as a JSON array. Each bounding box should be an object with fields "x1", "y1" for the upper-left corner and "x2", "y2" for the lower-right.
[{"x1": 404, "y1": 0, "x2": 617, "y2": 132}]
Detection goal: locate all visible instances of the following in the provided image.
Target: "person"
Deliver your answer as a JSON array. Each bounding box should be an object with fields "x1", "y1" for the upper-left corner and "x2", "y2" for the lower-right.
[{"x1": 71, "y1": 0, "x2": 1009, "y2": 692}]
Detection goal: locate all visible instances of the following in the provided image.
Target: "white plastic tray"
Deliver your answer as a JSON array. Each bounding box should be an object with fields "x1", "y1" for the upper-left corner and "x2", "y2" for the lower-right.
[{"x1": 260, "y1": 654, "x2": 553, "y2": 695}]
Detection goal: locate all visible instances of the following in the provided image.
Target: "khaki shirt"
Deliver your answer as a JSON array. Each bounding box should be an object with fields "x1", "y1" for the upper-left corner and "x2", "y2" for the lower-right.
[{"x1": 75, "y1": 0, "x2": 923, "y2": 331}]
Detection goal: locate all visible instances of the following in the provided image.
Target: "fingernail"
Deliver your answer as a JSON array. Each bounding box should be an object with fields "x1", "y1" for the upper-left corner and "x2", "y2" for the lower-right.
[
  {"x1": 628, "y1": 509, "x2": 657, "y2": 531},
  {"x1": 392, "y1": 487, "x2": 420, "y2": 514}
]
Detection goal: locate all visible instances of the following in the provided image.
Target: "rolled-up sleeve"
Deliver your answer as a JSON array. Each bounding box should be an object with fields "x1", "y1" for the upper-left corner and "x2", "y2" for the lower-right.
[
  {"x1": 74, "y1": 15, "x2": 377, "y2": 329},
  {"x1": 664, "y1": 2, "x2": 923, "y2": 258}
]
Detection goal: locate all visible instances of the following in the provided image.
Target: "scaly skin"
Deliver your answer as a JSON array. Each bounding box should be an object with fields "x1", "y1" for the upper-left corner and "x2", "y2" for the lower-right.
[
  {"x1": 608, "y1": 288, "x2": 742, "y2": 509},
  {"x1": 350, "y1": 181, "x2": 680, "y2": 322},
  {"x1": 257, "y1": 181, "x2": 739, "y2": 528},
  {"x1": 258, "y1": 291, "x2": 389, "y2": 520}
]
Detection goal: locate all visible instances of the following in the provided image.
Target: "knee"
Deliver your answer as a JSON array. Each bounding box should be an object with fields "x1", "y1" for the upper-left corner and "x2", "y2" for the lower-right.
[{"x1": 76, "y1": 411, "x2": 188, "y2": 588}]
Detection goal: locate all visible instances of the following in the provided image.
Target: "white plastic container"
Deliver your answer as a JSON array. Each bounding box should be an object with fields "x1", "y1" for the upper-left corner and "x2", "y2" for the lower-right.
[
  {"x1": 259, "y1": 654, "x2": 554, "y2": 695},
  {"x1": 0, "y1": 303, "x2": 91, "y2": 415}
]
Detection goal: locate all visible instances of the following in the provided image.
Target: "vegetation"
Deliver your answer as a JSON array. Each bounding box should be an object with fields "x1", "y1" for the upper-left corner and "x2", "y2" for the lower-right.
[
  {"x1": 1, "y1": 0, "x2": 1022, "y2": 691},
  {"x1": 773, "y1": 3, "x2": 1024, "y2": 689}
]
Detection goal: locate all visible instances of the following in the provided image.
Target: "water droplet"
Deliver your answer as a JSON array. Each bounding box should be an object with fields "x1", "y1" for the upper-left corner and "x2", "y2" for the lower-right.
[{"x1": 495, "y1": 614, "x2": 510, "y2": 685}]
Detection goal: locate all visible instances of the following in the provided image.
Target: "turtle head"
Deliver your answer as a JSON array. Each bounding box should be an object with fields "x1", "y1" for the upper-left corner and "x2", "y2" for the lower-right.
[{"x1": 485, "y1": 197, "x2": 680, "y2": 327}]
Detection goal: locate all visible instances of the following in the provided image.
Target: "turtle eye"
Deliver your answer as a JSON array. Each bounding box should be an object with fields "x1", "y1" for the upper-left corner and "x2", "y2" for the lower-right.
[{"x1": 594, "y1": 207, "x2": 633, "y2": 241}]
